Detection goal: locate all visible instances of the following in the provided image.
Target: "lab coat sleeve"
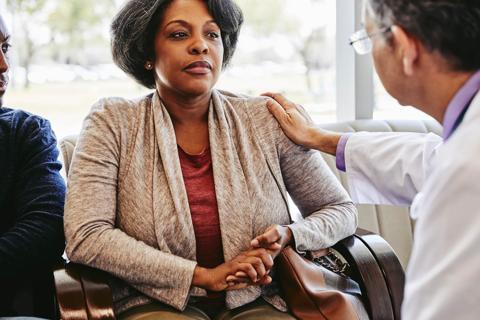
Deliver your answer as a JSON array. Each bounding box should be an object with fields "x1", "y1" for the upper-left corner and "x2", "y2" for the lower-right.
[{"x1": 344, "y1": 132, "x2": 442, "y2": 206}]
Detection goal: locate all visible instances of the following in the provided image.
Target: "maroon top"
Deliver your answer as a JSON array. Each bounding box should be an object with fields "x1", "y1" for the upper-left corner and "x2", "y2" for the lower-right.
[{"x1": 178, "y1": 146, "x2": 225, "y2": 316}]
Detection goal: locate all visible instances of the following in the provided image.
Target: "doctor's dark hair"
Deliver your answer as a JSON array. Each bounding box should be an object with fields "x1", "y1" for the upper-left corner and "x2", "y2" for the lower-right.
[
  {"x1": 111, "y1": 0, "x2": 244, "y2": 89},
  {"x1": 366, "y1": 0, "x2": 480, "y2": 71}
]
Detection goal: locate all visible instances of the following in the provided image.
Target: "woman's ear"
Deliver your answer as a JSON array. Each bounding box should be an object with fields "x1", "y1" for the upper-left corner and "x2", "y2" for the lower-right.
[
  {"x1": 391, "y1": 25, "x2": 418, "y2": 76},
  {"x1": 145, "y1": 61, "x2": 153, "y2": 70}
]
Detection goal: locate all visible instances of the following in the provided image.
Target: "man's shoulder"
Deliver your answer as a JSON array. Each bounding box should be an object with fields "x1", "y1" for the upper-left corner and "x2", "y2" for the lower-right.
[
  {"x1": 1, "y1": 106, "x2": 45, "y2": 122},
  {"x1": 0, "y1": 107, "x2": 59, "y2": 176},
  {"x1": 0, "y1": 107, "x2": 53, "y2": 138}
]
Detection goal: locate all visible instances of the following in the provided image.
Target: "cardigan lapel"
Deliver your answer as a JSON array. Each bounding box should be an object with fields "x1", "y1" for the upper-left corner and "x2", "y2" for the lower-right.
[
  {"x1": 151, "y1": 93, "x2": 197, "y2": 260},
  {"x1": 242, "y1": 101, "x2": 291, "y2": 220},
  {"x1": 209, "y1": 91, "x2": 254, "y2": 261},
  {"x1": 209, "y1": 91, "x2": 259, "y2": 308}
]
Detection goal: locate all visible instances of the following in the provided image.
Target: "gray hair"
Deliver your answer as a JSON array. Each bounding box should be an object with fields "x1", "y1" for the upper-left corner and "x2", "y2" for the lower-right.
[
  {"x1": 365, "y1": 0, "x2": 480, "y2": 71},
  {"x1": 111, "y1": 0, "x2": 244, "y2": 89}
]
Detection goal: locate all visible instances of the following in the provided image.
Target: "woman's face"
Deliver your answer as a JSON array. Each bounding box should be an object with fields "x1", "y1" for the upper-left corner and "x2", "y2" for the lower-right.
[{"x1": 153, "y1": 0, "x2": 224, "y2": 97}]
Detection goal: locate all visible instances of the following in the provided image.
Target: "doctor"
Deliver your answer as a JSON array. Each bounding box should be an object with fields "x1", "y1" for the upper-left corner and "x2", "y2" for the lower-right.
[{"x1": 264, "y1": 0, "x2": 480, "y2": 319}]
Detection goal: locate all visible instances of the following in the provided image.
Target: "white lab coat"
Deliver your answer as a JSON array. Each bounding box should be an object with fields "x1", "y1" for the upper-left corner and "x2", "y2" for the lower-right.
[{"x1": 343, "y1": 91, "x2": 480, "y2": 320}]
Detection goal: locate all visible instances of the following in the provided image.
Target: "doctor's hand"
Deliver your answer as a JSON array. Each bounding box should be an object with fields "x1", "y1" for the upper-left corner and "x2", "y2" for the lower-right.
[{"x1": 262, "y1": 92, "x2": 341, "y2": 156}]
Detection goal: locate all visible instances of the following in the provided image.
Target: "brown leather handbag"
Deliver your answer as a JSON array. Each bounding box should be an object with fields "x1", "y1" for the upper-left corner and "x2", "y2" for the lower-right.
[{"x1": 277, "y1": 246, "x2": 363, "y2": 320}]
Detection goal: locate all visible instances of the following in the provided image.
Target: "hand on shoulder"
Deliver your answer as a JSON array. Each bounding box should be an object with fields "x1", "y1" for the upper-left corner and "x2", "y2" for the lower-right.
[{"x1": 262, "y1": 92, "x2": 342, "y2": 155}]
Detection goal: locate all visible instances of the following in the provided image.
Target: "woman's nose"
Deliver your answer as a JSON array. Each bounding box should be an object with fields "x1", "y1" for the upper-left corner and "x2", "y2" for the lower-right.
[{"x1": 189, "y1": 36, "x2": 209, "y2": 55}]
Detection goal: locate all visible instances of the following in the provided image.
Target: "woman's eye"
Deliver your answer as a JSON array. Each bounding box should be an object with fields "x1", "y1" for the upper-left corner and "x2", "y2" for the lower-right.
[
  {"x1": 1, "y1": 43, "x2": 11, "y2": 54},
  {"x1": 208, "y1": 32, "x2": 220, "y2": 39},
  {"x1": 170, "y1": 31, "x2": 188, "y2": 39}
]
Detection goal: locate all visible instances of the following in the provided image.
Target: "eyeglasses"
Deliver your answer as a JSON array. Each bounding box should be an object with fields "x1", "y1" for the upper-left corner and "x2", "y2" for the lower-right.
[{"x1": 349, "y1": 27, "x2": 391, "y2": 55}]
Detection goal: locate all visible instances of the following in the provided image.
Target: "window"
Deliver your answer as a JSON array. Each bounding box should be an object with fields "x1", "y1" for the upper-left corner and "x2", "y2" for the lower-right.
[
  {"x1": 2, "y1": 0, "x2": 148, "y2": 139},
  {"x1": 223, "y1": 0, "x2": 337, "y2": 123},
  {"x1": 1, "y1": 0, "x2": 337, "y2": 139},
  {"x1": 373, "y1": 71, "x2": 433, "y2": 120}
]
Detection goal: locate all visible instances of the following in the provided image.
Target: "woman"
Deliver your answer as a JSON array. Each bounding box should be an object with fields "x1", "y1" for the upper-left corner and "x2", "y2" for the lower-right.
[{"x1": 64, "y1": 0, "x2": 360, "y2": 319}]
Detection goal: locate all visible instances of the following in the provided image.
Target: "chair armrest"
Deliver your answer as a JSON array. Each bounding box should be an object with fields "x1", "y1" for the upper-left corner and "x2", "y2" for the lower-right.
[
  {"x1": 54, "y1": 262, "x2": 115, "y2": 320},
  {"x1": 333, "y1": 231, "x2": 401, "y2": 320},
  {"x1": 355, "y1": 228, "x2": 405, "y2": 320}
]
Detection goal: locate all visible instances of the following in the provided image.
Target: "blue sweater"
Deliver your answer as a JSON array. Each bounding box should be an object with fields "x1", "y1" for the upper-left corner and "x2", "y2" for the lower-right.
[{"x1": 0, "y1": 107, "x2": 65, "y2": 280}]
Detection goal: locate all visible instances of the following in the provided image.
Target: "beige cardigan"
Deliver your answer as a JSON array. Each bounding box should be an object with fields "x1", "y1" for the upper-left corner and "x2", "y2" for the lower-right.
[{"x1": 64, "y1": 90, "x2": 357, "y2": 314}]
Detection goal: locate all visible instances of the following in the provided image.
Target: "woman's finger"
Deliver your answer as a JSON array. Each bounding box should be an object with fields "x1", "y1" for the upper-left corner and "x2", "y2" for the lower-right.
[
  {"x1": 256, "y1": 275, "x2": 272, "y2": 285},
  {"x1": 243, "y1": 256, "x2": 267, "y2": 279},
  {"x1": 234, "y1": 271, "x2": 248, "y2": 279},
  {"x1": 236, "y1": 262, "x2": 258, "y2": 282},
  {"x1": 244, "y1": 248, "x2": 274, "y2": 270},
  {"x1": 251, "y1": 226, "x2": 280, "y2": 247},
  {"x1": 227, "y1": 274, "x2": 249, "y2": 283},
  {"x1": 266, "y1": 242, "x2": 282, "y2": 251},
  {"x1": 227, "y1": 274, "x2": 272, "y2": 286}
]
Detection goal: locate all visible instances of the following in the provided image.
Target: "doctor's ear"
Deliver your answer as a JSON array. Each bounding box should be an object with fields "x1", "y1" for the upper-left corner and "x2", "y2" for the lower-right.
[{"x1": 391, "y1": 25, "x2": 418, "y2": 76}]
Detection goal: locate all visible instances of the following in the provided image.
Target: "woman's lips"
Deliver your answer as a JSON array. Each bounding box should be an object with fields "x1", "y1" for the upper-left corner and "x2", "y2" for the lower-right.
[{"x1": 184, "y1": 61, "x2": 211, "y2": 75}]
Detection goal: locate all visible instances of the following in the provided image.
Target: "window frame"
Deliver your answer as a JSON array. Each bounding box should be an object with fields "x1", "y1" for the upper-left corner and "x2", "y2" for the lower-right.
[{"x1": 336, "y1": 0, "x2": 374, "y2": 121}]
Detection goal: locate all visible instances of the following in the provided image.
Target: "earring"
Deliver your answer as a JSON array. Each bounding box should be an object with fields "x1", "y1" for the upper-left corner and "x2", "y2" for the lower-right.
[{"x1": 145, "y1": 61, "x2": 153, "y2": 70}]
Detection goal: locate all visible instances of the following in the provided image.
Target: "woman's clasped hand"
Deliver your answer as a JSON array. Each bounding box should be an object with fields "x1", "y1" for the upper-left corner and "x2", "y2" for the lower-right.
[
  {"x1": 218, "y1": 225, "x2": 293, "y2": 288},
  {"x1": 193, "y1": 247, "x2": 274, "y2": 291}
]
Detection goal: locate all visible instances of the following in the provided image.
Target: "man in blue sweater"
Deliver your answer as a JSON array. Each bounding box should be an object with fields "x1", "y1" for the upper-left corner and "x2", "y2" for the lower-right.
[{"x1": 0, "y1": 14, "x2": 65, "y2": 317}]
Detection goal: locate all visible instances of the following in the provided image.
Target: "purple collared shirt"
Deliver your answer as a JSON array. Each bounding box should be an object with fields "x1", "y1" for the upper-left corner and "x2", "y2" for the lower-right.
[
  {"x1": 335, "y1": 70, "x2": 480, "y2": 172},
  {"x1": 335, "y1": 133, "x2": 351, "y2": 172}
]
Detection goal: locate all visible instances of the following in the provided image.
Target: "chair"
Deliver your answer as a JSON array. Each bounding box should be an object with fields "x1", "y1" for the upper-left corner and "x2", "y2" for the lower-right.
[{"x1": 56, "y1": 133, "x2": 406, "y2": 320}]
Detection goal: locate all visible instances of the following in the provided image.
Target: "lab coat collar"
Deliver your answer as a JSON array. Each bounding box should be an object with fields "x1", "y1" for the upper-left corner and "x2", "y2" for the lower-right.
[{"x1": 443, "y1": 70, "x2": 480, "y2": 140}]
